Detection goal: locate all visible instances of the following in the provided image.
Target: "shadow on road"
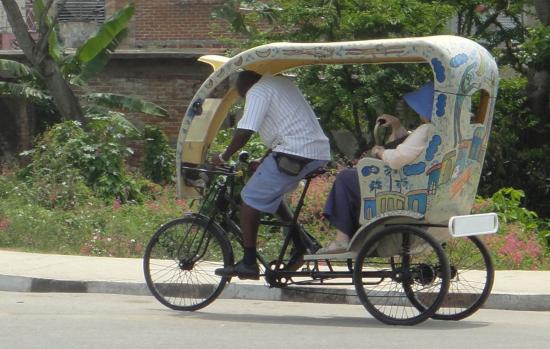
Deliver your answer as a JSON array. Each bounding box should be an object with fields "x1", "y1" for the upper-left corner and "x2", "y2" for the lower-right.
[{"x1": 169, "y1": 310, "x2": 490, "y2": 330}]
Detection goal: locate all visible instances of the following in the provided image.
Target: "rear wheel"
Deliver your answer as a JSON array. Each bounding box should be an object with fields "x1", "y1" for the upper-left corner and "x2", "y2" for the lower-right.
[
  {"x1": 425, "y1": 236, "x2": 494, "y2": 320},
  {"x1": 143, "y1": 214, "x2": 233, "y2": 311},
  {"x1": 354, "y1": 225, "x2": 450, "y2": 326}
]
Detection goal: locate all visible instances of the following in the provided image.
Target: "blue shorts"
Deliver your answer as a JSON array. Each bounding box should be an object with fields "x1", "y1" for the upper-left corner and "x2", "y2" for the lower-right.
[{"x1": 241, "y1": 153, "x2": 328, "y2": 214}]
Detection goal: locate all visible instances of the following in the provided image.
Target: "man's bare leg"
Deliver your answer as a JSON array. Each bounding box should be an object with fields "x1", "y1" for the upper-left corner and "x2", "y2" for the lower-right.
[
  {"x1": 240, "y1": 202, "x2": 260, "y2": 265},
  {"x1": 214, "y1": 202, "x2": 260, "y2": 278}
]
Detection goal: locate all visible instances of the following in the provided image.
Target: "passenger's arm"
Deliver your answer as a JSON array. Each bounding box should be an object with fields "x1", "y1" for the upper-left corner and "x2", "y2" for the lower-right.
[
  {"x1": 378, "y1": 124, "x2": 434, "y2": 170},
  {"x1": 377, "y1": 114, "x2": 408, "y2": 142}
]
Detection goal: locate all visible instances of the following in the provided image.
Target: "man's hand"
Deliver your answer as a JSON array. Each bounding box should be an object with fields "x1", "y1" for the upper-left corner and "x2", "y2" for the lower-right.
[
  {"x1": 211, "y1": 128, "x2": 254, "y2": 167},
  {"x1": 248, "y1": 158, "x2": 263, "y2": 173},
  {"x1": 211, "y1": 152, "x2": 226, "y2": 167}
]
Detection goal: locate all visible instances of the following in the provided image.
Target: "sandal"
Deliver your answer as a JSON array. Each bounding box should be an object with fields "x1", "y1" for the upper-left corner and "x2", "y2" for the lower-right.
[{"x1": 316, "y1": 240, "x2": 349, "y2": 254}]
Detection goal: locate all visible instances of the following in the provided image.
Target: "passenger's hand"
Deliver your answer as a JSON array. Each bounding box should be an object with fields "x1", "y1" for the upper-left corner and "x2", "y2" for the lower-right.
[
  {"x1": 377, "y1": 114, "x2": 401, "y2": 128},
  {"x1": 371, "y1": 145, "x2": 385, "y2": 159}
]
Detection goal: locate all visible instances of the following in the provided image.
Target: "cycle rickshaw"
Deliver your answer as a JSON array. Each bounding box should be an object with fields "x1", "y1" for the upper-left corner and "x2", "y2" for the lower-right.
[{"x1": 143, "y1": 35, "x2": 500, "y2": 325}]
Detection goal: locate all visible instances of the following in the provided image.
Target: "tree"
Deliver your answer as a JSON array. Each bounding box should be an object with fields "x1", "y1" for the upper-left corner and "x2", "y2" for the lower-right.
[
  {"x1": 0, "y1": 2, "x2": 166, "y2": 122},
  {"x1": 212, "y1": 0, "x2": 454, "y2": 156},
  {"x1": 369, "y1": 179, "x2": 382, "y2": 195},
  {"x1": 1, "y1": 0, "x2": 83, "y2": 121},
  {"x1": 446, "y1": 0, "x2": 550, "y2": 216},
  {"x1": 384, "y1": 165, "x2": 394, "y2": 192},
  {"x1": 526, "y1": 0, "x2": 550, "y2": 126},
  {"x1": 212, "y1": 1, "x2": 550, "y2": 216}
]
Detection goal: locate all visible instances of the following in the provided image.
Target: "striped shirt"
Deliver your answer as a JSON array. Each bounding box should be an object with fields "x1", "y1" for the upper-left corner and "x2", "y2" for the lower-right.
[{"x1": 237, "y1": 75, "x2": 331, "y2": 161}]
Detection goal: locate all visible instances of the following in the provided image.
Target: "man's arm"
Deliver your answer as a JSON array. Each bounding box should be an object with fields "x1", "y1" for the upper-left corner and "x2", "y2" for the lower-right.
[{"x1": 211, "y1": 128, "x2": 254, "y2": 166}]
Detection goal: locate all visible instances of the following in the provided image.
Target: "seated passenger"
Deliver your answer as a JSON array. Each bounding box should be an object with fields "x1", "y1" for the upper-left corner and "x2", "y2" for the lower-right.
[{"x1": 319, "y1": 82, "x2": 435, "y2": 254}]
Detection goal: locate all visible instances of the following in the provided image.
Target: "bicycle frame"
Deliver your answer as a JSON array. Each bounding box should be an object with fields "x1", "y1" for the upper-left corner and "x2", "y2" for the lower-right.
[
  {"x1": 182, "y1": 166, "x2": 360, "y2": 286},
  {"x1": 185, "y1": 164, "x2": 398, "y2": 288},
  {"x1": 184, "y1": 165, "x2": 300, "y2": 271}
]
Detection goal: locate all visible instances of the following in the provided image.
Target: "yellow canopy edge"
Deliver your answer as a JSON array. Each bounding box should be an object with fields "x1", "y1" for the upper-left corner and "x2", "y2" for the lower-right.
[{"x1": 198, "y1": 55, "x2": 230, "y2": 71}]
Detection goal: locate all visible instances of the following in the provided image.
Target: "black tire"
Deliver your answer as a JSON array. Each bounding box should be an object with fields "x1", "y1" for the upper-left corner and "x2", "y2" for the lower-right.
[
  {"x1": 431, "y1": 236, "x2": 494, "y2": 320},
  {"x1": 354, "y1": 225, "x2": 450, "y2": 326},
  {"x1": 143, "y1": 214, "x2": 233, "y2": 311}
]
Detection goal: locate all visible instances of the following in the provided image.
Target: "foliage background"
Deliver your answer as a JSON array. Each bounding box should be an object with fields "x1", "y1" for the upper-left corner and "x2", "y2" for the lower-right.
[{"x1": 211, "y1": 0, "x2": 550, "y2": 218}]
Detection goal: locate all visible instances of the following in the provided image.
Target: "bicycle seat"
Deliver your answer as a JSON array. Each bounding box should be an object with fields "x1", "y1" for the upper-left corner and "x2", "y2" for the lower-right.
[{"x1": 305, "y1": 167, "x2": 327, "y2": 180}]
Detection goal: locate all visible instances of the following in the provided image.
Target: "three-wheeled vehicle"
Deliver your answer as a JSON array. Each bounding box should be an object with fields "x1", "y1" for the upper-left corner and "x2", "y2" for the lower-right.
[{"x1": 143, "y1": 35, "x2": 500, "y2": 325}]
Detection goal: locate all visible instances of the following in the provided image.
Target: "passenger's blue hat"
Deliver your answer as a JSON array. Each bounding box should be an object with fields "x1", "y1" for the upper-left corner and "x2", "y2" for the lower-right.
[{"x1": 403, "y1": 82, "x2": 434, "y2": 120}]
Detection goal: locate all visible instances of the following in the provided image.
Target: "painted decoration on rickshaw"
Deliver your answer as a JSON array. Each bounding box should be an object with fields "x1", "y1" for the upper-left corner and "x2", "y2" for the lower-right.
[{"x1": 356, "y1": 42, "x2": 498, "y2": 225}]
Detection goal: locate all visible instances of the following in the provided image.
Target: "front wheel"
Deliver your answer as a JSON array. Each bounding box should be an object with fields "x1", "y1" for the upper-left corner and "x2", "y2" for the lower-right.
[{"x1": 143, "y1": 214, "x2": 233, "y2": 311}]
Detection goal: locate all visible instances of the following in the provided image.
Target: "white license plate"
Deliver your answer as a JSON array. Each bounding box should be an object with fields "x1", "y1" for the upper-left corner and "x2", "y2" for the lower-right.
[{"x1": 448, "y1": 213, "x2": 499, "y2": 237}]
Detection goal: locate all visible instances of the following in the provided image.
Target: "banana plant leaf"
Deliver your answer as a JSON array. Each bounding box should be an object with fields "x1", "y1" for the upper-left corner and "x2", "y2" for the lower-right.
[
  {"x1": 32, "y1": 0, "x2": 46, "y2": 21},
  {"x1": 84, "y1": 93, "x2": 168, "y2": 117},
  {"x1": 76, "y1": 4, "x2": 135, "y2": 64},
  {"x1": 83, "y1": 105, "x2": 141, "y2": 133},
  {"x1": 0, "y1": 81, "x2": 52, "y2": 106},
  {"x1": 0, "y1": 59, "x2": 35, "y2": 79},
  {"x1": 75, "y1": 29, "x2": 128, "y2": 83},
  {"x1": 48, "y1": 28, "x2": 63, "y2": 64}
]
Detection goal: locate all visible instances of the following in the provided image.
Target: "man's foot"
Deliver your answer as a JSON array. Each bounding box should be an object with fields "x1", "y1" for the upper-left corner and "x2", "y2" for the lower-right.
[
  {"x1": 316, "y1": 240, "x2": 348, "y2": 254},
  {"x1": 215, "y1": 260, "x2": 260, "y2": 280},
  {"x1": 285, "y1": 246, "x2": 305, "y2": 272}
]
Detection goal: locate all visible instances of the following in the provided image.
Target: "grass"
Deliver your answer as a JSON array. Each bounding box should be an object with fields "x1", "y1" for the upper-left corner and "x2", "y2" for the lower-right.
[{"x1": 0, "y1": 170, "x2": 549, "y2": 270}]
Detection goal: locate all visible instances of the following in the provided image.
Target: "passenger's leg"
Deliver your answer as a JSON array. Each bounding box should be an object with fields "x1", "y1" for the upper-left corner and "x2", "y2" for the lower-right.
[{"x1": 319, "y1": 168, "x2": 360, "y2": 253}]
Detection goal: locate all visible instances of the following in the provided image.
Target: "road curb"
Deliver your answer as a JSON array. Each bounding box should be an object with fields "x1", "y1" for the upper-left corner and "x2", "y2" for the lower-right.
[{"x1": 1, "y1": 274, "x2": 549, "y2": 312}]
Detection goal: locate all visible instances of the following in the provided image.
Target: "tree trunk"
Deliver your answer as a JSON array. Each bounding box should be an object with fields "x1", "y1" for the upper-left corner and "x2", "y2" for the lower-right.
[
  {"x1": 526, "y1": 69, "x2": 550, "y2": 123},
  {"x1": 0, "y1": 0, "x2": 84, "y2": 123},
  {"x1": 39, "y1": 57, "x2": 85, "y2": 122},
  {"x1": 13, "y1": 99, "x2": 32, "y2": 151},
  {"x1": 534, "y1": 0, "x2": 550, "y2": 25},
  {"x1": 526, "y1": 0, "x2": 550, "y2": 132}
]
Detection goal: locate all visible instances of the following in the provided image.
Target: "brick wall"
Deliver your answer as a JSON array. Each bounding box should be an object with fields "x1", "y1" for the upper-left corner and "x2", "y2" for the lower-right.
[
  {"x1": 86, "y1": 55, "x2": 214, "y2": 143},
  {"x1": 107, "y1": 0, "x2": 228, "y2": 49}
]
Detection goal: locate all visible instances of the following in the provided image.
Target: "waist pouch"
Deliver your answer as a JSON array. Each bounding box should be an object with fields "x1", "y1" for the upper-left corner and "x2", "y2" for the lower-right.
[{"x1": 274, "y1": 153, "x2": 313, "y2": 176}]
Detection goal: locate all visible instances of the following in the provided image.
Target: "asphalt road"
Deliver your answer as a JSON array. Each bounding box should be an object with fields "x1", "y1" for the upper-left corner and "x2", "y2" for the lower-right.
[{"x1": 1, "y1": 292, "x2": 549, "y2": 349}]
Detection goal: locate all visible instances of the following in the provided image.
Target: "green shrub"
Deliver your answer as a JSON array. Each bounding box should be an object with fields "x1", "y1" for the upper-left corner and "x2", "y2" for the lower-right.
[
  {"x1": 475, "y1": 187, "x2": 550, "y2": 269},
  {"x1": 211, "y1": 128, "x2": 267, "y2": 160},
  {"x1": 22, "y1": 117, "x2": 145, "y2": 205},
  {"x1": 0, "y1": 175, "x2": 188, "y2": 256},
  {"x1": 480, "y1": 77, "x2": 550, "y2": 217},
  {"x1": 142, "y1": 126, "x2": 175, "y2": 184}
]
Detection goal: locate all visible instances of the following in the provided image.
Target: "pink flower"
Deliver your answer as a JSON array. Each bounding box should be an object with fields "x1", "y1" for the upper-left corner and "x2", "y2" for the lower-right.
[
  {"x1": 525, "y1": 238, "x2": 542, "y2": 258},
  {"x1": 176, "y1": 199, "x2": 189, "y2": 211},
  {"x1": 0, "y1": 218, "x2": 12, "y2": 231},
  {"x1": 499, "y1": 233, "x2": 521, "y2": 255},
  {"x1": 510, "y1": 251, "x2": 523, "y2": 266},
  {"x1": 147, "y1": 202, "x2": 160, "y2": 212},
  {"x1": 112, "y1": 198, "x2": 122, "y2": 210}
]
